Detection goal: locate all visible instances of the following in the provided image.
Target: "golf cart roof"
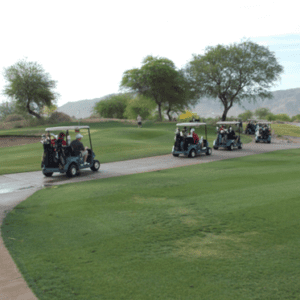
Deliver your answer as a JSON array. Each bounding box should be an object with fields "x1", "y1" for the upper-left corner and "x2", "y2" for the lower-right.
[
  {"x1": 256, "y1": 121, "x2": 271, "y2": 124},
  {"x1": 176, "y1": 122, "x2": 206, "y2": 126},
  {"x1": 216, "y1": 121, "x2": 240, "y2": 125},
  {"x1": 45, "y1": 126, "x2": 90, "y2": 131}
]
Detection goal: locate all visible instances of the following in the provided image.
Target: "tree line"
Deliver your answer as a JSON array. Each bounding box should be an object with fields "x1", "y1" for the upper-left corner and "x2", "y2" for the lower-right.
[
  {"x1": 238, "y1": 108, "x2": 300, "y2": 122},
  {"x1": 1, "y1": 40, "x2": 284, "y2": 122}
]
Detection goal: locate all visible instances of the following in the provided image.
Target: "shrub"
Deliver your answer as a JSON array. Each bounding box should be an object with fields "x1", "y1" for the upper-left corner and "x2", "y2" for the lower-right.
[
  {"x1": 291, "y1": 114, "x2": 300, "y2": 121},
  {"x1": 48, "y1": 112, "x2": 73, "y2": 124},
  {"x1": 266, "y1": 113, "x2": 276, "y2": 121},
  {"x1": 238, "y1": 110, "x2": 254, "y2": 122},
  {"x1": 5, "y1": 114, "x2": 25, "y2": 122},
  {"x1": 13, "y1": 121, "x2": 24, "y2": 128},
  {"x1": 274, "y1": 114, "x2": 291, "y2": 122},
  {"x1": 88, "y1": 113, "x2": 100, "y2": 119},
  {"x1": 93, "y1": 94, "x2": 131, "y2": 119}
]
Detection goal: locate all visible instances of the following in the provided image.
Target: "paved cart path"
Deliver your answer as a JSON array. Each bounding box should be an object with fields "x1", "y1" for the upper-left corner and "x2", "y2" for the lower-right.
[{"x1": 1, "y1": 139, "x2": 300, "y2": 299}]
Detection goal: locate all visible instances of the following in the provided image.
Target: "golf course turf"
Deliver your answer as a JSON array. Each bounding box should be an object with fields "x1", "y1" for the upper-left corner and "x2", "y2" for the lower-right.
[
  {"x1": 0, "y1": 121, "x2": 252, "y2": 175},
  {"x1": 2, "y1": 148, "x2": 300, "y2": 299}
]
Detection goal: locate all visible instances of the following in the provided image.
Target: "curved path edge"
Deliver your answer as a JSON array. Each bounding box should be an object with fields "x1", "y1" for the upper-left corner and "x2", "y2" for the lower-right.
[{"x1": 1, "y1": 140, "x2": 300, "y2": 299}]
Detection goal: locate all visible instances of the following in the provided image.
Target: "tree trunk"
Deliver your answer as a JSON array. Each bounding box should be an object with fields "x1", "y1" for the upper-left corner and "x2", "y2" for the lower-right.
[
  {"x1": 221, "y1": 107, "x2": 229, "y2": 121},
  {"x1": 166, "y1": 107, "x2": 172, "y2": 121},
  {"x1": 27, "y1": 102, "x2": 41, "y2": 119},
  {"x1": 158, "y1": 102, "x2": 162, "y2": 121}
]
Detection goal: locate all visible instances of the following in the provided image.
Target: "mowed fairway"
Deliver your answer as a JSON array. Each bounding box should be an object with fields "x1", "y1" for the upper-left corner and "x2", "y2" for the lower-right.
[
  {"x1": 2, "y1": 148, "x2": 300, "y2": 300},
  {"x1": 0, "y1": 121, "x2": 252, "y2": 175}
]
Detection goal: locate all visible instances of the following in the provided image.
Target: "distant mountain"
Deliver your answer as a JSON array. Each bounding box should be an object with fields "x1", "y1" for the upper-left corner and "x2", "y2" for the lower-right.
[
  {"x1": 57, "y1": 88, "x2": 300, "y2": 119},
  {"x1": 57, "y1": 94, "x2": 117, "y2": 119}
]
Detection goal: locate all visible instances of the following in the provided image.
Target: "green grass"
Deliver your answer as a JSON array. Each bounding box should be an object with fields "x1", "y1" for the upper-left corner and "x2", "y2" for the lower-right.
[
  {"x1": 0, "y1": 121, "x2": 252, "y2": 175},
  {"x1": 272, "y1": 124, "x2": 300, "y2": 137},
  {"x1": 3, "y1": 148, "x2": 300, "y2": 299}
]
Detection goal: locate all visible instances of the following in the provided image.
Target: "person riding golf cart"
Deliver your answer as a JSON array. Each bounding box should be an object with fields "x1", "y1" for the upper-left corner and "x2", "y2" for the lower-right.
[
  {"x1": 172, "y1": 122, "x2": 212, "y2": 158},
  {"x1": 213, "y1": 121, "x2": 242, "y2": 150},
  {"x1": 255, "y1": 121, "x2": 272, "y2": 143},
  {"x1": 245, "y1": 119, "x2": 257, "y2": 135},
  {"x1": 41, "y1": 126, "x2": 100, "y2": 177}
]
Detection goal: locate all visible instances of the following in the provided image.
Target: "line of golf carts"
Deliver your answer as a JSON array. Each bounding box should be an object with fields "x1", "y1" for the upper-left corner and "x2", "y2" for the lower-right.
[
  {"x1": 40, "y1": 120, "x2": 272, "y2": 178},
  {"x1": 245, "y1": 119, "x2": 272, "y2": 143},
  {"x1": 171, "y1": 121, "x2": 243, "y2": 158}
]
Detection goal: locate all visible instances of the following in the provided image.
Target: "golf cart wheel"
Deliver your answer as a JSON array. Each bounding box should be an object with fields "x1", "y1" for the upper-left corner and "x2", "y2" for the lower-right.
[
  {"x1": 172, "y1": 153, "x2": 179, "y2": 157},
  {"x1": 255, "y1": 140, "x2": 258, "y2": 143},
  {"x1": 67, "y1": 163, "x2": 78, "y2": 177},
  {"x1": 91, "y1": 160, "x2": 100, "y2": 171},
  {"x1": 229, "y1": 144, "x2": 234, "y2": 151},
  {"x1": 213, "y1": 146, "x2": 218, "y2": 150},
  {"x1": 206, "y1": 148, "x2": 212, "y2": 155},
  {"x1": 238, "y1": 145, "x2": 242, "y2": 149},
  {"x1": 43, "y1": 172, "x2": 53, "y2": 177},
  {"x1": 188, "y1": 149, "x2": 196, "y2": 158},
  {"x1": 267, "y1": 140, "x2": 271, "y2": 143}
]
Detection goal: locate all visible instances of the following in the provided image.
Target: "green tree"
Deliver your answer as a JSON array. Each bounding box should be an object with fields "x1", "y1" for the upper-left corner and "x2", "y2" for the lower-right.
[
  {"x1": 42, "y1": 104, "x2": 58, "y2": 117},
  {"x1": 266, "y1": 113, "x2": 276, "y2": 121},
  {"x1": 121, "y1": 55, "x2": 197, "y2": 121},
  {"x1": 274, "y1": 113, "x2": 291, "y2": 122},
  {"x1": 238, "y1": 110, "x2": 254, "y2": 121},
  {"x1": 124, "y1": 95, "x2": 156, "y2": 120},
  {"x1": 291, "y1": 114, "x2": 300, "y2": 121},
  {"x1": 93, "y1": 94, "x2": 131, "y2": 119},
  {"x1": 163, "y1": 69, "x2": 198, "y2": 121},
  {"x1": 186, "y1": 40, "x2": 284, "y2": 121},
  {"x1": 3, "y1": 59, "x2": 58, "y2": 119},
  {"x1": 255, "y1": 107, "x2": 271, "y2": 119}
]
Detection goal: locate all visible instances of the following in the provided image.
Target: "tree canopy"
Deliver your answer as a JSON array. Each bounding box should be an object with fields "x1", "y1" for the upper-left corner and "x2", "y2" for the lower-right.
[
  {"x1": 255, "y1": 107, "x2": 271, "y2": 119},
  {"x1": 124, "y1": 95, "x2": 156, "y2": 120},
  {"x1": 3, "y1": 59, "x2": 58, "y2": 119},
  {"x1": 238, "y1": 110, "x2": 254, "y2": 122},
  {"x1": 120, "y1": 55, "x2": 197, "y2": 121},
  {"x1": 186, "y1": 40, "x2": 284, "y2": 120},
  {"x1": 93, "y1": 94, "x2": 132, "y2": 119}
]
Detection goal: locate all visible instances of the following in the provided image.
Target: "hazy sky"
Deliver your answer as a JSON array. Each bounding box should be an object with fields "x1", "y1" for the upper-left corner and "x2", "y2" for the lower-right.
[{"x1": 0, "y1": 0, "x2": 299, "y2": 107}]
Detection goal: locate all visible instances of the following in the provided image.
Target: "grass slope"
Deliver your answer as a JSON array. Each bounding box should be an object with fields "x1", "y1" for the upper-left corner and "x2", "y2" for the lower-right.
[
  {"x1": 2, "y1": 148, "x2": 300, "y2": 299},
  {"x1": 0, "y1": 121, "x2": 252, "y2": 175},
  {"x1": 272, "y1": 123, "x2": 300, "y2": 137}
]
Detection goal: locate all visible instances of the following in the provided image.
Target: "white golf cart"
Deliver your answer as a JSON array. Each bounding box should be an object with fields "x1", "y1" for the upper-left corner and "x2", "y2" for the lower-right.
[
  {"x1": 41, "y1": 126, "x2": 100, "y2": 177},
  {"x1": 255, "y1": 121, "x2": 272, "y2": 143},
  {"x1": 213, "y1": 121, "x2": 242, "y2": 150},
  {"x1": 245, "y1": 119, "x2": 257, "y2": 135},
  {"x1": 172, "y1": 122, "x2": 212, "y2": 158}
]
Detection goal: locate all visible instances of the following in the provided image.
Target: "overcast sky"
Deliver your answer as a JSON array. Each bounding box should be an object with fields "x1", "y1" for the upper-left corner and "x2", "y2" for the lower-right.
[{"x1": 0, "y1": 0, "x2": 299, "y2": 107}]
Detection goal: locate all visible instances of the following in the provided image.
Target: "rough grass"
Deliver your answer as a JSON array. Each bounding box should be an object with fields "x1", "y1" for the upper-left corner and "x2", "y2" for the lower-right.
[
  {"x1": 0, "y1": 121, "x2": 252, "y2": 175},
  {"x1": 3, "y1": 148, "x2": 300, "y2": 299},
  {"x1": 272, "y1": 123, "x2": 300, "y2": 137}
]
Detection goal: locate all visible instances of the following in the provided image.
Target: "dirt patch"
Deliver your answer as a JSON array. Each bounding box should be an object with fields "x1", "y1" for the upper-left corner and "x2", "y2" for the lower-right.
[{"x1": 0, "y1": 136, "x2": 41, "y2": 148}]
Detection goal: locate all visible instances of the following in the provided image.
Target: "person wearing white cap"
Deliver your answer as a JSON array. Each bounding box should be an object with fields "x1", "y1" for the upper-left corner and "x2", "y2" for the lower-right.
[{"x1": 70, "y1": 133, "x2": 89, "y2": 165}]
